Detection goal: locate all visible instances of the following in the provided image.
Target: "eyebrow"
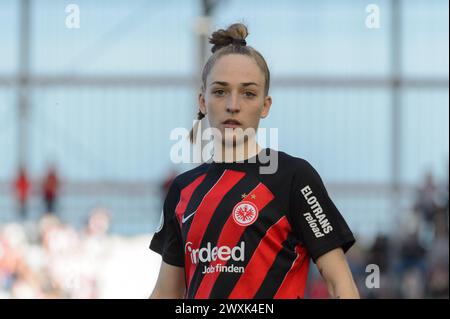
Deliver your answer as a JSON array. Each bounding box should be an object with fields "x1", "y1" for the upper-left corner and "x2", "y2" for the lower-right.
[{"x1": 209, "y1": 81, "x2": 259, "y2": 87}]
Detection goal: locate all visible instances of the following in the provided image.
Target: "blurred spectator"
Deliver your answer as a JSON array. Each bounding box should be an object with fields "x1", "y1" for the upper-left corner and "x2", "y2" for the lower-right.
[
  {"x1": 13, "y1": 167, "x2": 30, "y2": 219},
  {"x1": 85, "y1": 206, "x2": 111, "y2": 238},
  {"x1": 156, "y1": 169, "x2": 178, "y2": 230},
  {"x1": 345, "y1": 241, "x2": 369, "y2": 295},
  {"x1": 426, "y1": 206, "x2": 449, "y2": 298},
  {"x1": 426, "y1": 261, "x2": 449, "y2": 298},
  {"x1": 160, "y1": 169, "x2": 177, "y2": 197},
  {"x1": 42, "y1": 165, "x2": 60, "y2": 215},
  {"x1": 367, "y1": 234, "x2": 391, "y2": 273},
  {"x1": 414, "y1": 172, "x2": 439, "y2": 223},
  {"x1": 401, "y1": 267, "x2": 425, "y2": 298},
  {"x1": 304, "y1": 266, "x2": 329, "y2": 299},
  {"x1": 397, "y1": 231, "x2": 427, "y2": 277},
  {"x1": 306, "y1": 278, "x2": 329, "y2": 299}
]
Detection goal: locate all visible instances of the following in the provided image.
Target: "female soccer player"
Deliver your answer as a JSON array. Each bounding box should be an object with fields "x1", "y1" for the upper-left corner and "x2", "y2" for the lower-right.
[{"x1": 150, "y1": 23, "x2": 360, "y2": 299}]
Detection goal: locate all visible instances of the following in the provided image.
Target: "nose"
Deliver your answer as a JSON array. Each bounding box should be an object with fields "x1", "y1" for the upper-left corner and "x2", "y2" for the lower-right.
[{"x1": 226, "y1": 92, "x2": 241, "y2": 114}]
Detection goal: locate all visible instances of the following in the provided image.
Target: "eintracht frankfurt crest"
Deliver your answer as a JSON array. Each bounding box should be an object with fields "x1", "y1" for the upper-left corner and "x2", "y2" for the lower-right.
[{"x1": 232, "y1": 201, "x2": 259, "y2": 226}]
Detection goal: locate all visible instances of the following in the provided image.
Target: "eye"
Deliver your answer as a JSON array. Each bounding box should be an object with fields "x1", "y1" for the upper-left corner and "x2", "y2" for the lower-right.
[
  {"x1": 213, "y1": 89, "x2": 225, "y2": 96},
  {"x1": 244, "y1": 91, "x2": 256, "y2": 98}
]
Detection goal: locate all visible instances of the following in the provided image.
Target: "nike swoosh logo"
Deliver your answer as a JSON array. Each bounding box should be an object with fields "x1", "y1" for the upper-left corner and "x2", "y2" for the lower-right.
[{"x1": 182, "y1": 211, "x2": 196, "y2": 223}]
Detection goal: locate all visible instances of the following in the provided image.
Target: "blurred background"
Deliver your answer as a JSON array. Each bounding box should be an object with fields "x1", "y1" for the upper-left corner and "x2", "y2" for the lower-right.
[{"x1": 0, "y1": 0, "x2": 448, "y2": 298}]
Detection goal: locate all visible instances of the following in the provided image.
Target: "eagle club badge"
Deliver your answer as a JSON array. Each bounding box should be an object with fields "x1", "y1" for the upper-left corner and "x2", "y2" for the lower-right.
[{"x1": 232, "y1": 201, "x2": 259, "y2": 226}]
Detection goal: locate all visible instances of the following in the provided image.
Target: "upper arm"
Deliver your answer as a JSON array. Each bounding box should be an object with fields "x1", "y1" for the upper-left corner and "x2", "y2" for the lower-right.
[
  {"x1": 316, "y1": 248, "x2": 352, "y2": 283},
  {"x1": 315, "y1": 247, "x2": 359, "y2": 298},
  {"x1": 150, "y1": 261, "x2": 186, "y2": 299}
]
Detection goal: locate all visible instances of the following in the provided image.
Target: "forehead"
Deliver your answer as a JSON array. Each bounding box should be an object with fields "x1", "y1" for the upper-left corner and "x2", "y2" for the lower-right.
[{"x1": 207, "y1": 54, "x2": 264, "y2": 86}]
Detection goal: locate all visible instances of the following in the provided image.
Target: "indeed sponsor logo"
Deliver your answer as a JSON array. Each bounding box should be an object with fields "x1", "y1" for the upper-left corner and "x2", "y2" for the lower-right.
[
  {"x1": 185, "y1": 241, "x2": 245, "y2": 265},
  {"x1": 300, "y1": 185, "x2": 333, "y2": 238}
]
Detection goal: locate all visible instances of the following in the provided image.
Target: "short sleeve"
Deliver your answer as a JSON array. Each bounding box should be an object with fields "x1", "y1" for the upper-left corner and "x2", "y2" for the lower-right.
[
  {"x1": 289, "y1": 160, "x2": 355, "y2": 262},
  {"x1": 149, "y1": 181, "x2": 185, "y2": 267}
]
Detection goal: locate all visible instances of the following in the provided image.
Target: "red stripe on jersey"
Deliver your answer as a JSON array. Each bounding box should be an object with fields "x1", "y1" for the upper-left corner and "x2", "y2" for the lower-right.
[
  {"x1": 227, "y1": 216, "x2": 291, "y2": 299},
  {"x1": 274, "y1": 244, "x2": 310, "y2": 299},
  {"x1": 175, "y1": 174, "x2": 206, "y2": 227},
  {"x1": 194, "y1": 182, "x2": 275, "y2": 299},
  {"x1": 185, "y1": 170, "x2": 246, "y2": 289}
]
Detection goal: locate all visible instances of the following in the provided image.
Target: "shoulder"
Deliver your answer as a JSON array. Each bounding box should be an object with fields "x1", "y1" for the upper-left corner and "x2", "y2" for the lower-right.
[
  {"x1": 163, "y1": 163, "x2": 209, "y2": 208},
  {"x1": 271, "y1": 151, "x2": 326, "y2": 190},
  {"x1": 170, "y1": 162, "x2": 210, "y2": 191},
  {"x1": 257, "y1": 148, "x2": 319, "y2": 179},
  {"x1": 258, "y1": 149, "x2": 322, "y2": 193},
  {"x1": 273, "y1": 150, "x2": 317, "y2": 175}
]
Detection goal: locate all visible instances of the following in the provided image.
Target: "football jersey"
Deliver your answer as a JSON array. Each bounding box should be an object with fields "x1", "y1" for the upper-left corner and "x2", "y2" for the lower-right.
[{"x1": 150, "y1": 149, "x2": 355, "y2": 299}]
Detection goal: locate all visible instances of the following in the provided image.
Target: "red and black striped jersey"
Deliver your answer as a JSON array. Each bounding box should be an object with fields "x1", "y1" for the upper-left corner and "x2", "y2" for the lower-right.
[{"x1": 150, "y1": 149, "x2": 355, "y2": 299}]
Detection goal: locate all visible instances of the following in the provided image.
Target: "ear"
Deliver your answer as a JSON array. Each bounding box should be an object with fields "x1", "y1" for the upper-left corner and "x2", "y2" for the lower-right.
[
  {"x1": 260, "y1": 95, "x2": 272, "y2": 119},
  {"x1": 198, "y1": 91, "x2": 207, "y2": 116}
]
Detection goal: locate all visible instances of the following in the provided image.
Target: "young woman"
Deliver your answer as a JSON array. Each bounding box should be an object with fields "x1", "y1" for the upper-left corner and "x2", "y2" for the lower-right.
[{"x1": 150, "y1": 23, "x2": 360, "y2": 299}]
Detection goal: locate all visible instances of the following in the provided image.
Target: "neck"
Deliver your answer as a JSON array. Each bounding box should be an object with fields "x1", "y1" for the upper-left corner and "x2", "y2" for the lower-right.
[{"x1": 212, "y1": 136, "x2": 262, "y2": 163}]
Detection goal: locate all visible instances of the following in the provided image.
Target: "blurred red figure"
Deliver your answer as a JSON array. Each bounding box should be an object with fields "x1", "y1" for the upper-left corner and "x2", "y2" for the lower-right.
[
  {"x1": 14, "y1": 167, "x2": 30, "y2": 219},
  {"x1": 42, "y1": 166, "x2": 59, "y2": 215},
  {"x1": 161, "y1": 169, "x2": 178, "y2": 197}
]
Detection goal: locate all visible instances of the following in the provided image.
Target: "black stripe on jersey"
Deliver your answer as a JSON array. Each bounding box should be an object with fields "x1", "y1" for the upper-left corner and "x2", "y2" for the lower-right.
[
  {"x1": 186, "y1": 173, "x2": 260, "y2": 298},
  {"x1": 208, "y1": 199, "x2": 284, "y2": 298},
  {"x1": 180, "y1": 168, "x2": 224, "y2": 241},
  {"x1": 175, "y1": 163, "x2": 209, "y2": 190},
  {"x1": 253, "y1": 233, "x2": 299, "y2": 298}
]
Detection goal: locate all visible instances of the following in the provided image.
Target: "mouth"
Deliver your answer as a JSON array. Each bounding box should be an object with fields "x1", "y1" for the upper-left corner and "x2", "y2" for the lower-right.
[{"x1": 222, "y1": 119, "x2": 242, "y2": 128}]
